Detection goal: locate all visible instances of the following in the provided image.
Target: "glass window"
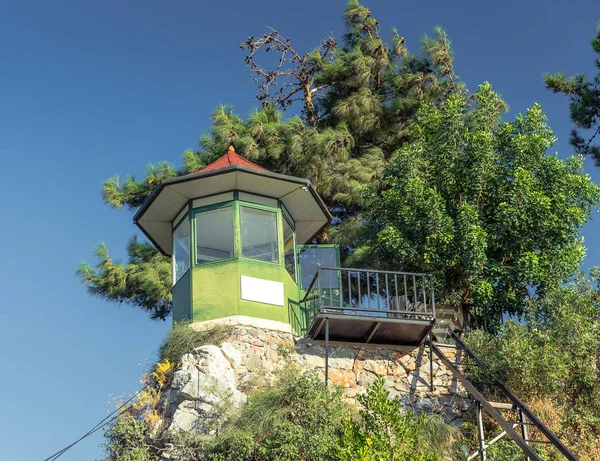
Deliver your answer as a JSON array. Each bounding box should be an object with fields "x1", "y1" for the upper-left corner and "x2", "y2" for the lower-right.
[
  {"x1": 240, "y1": 207, "x2": 279, "y2": 263},
  {"x1": 283, "y1": 218, "x2": 296, "y2": 280},
  {"x1": 173, "y1": 218, "x2": 190, "y2": 284},
  {"x1": 298, "y1": 246, "x2": 339, "y2": 289},
  {"x1": 195, "y1": 207, "x2": 234, "y2": 264}
]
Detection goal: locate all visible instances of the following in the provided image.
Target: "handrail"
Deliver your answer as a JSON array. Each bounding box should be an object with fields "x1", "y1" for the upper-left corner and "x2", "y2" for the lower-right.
[
  {"x1": 321, "y1": 306, "x2": 434, "y2": 317},
  {"x1": 450, "y1": 333, "x2": 578, "y2": 461},
  {"x1": 430, "y1": 341, "x2": 543, "y2": 460},
  {"x1": 318, "y1": 266, "x2": 433, "y2": 277},
  {"x1": 300, "y1": 269, "x2": 321, "y2": 303},
  {"x1": 299, "y1": 267, "x2": 437, "y2": 329}
]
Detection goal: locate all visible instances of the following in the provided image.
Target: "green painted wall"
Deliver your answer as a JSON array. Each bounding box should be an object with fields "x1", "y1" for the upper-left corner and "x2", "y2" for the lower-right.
[
  {"x1": 191, "y1": 259, "x2": 239, "y2": 322},
  {"x1": 190, "y1": 257, "x2": 301, "y2": 326},
  {"x1": 172, "y1": 269, "x2": 192, "y2": 322}
]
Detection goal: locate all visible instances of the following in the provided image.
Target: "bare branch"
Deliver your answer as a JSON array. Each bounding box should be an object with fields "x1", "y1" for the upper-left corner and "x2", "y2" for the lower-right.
[{"x1": 241, "y1": 29, "x2": 336, "y2": 125}]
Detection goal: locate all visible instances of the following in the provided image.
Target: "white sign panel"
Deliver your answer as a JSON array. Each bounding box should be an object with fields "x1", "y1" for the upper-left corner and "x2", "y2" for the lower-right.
[{"x1": 240, "y1": 275, "x2": 285, "y2": 306}]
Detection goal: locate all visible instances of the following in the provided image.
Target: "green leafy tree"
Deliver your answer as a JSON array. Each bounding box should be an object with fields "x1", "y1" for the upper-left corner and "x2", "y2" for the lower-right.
[
  {"x1": 545, "y1": 23, "x2": 600, "y2": 164},
  {"x1": 361, "y1": 83, "x2": 600, "y2": 329},
  {"x1": 80, "y1": 1, "x2": 463, "y2": 320}
]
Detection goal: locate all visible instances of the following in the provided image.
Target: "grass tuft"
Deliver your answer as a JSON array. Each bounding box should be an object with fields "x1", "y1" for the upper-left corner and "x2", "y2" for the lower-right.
[{"x1": 159, "y1": 321, "x2": 233, "y2": 364}]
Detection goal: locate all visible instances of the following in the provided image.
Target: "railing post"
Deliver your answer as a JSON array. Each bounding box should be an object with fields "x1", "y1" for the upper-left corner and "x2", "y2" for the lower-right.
[
  {"x1": 430, "y1": 275, "x2": 436, "y2": 319},
  {"x1": 376, "y1": 273, "x2": 380, "y2": 310},
  {"x1": 422, "y1": 275, "x2": 427, "y2": 313},
  {"x1": 519, "y1": 409, "x2": 530, "y2": 461},
  {"x1": 477, "y1": 402, "x2": 487, "y2": 461},
  {"x1": 413, "y1": 275, "x2": 418, "y2": 308},
  {"x1": 317, "y1": 267, "x2": 323, "y2": 312},
  {"x1": 357, "y1": 271, "x2": 362, "y2": 309},
  {"x1": 348, "y1": 270, "x2": 352, "y2": 307},
  {"x1": 367, "y1": 271, "x2": 371, "y2": 309},
  {"x1": 429, "y1": 330, "x2": 434, "y2": 392},
  {"x1": 339, "y1": 269, "x2": 343, "y2": 310},
  {"x1": 385, "y1": 274, "x2": 390, "y2": 312},
  {"x1": 328, "y1": 269, "x2": 333, "y2": 308}
]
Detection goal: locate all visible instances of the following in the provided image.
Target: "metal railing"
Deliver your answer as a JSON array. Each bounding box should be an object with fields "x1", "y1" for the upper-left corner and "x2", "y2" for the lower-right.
[
  {"x1": 430, "y1": 333, "x2": 578, "y2": 461},
  {"x1": 300, "y1": 267, "x2": 436, "y2": 330}
]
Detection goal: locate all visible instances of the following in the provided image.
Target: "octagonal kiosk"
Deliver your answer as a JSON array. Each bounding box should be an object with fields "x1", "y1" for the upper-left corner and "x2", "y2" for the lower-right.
[{"x1": 133, "y1": 147, "x2": 333, "y2": 331}]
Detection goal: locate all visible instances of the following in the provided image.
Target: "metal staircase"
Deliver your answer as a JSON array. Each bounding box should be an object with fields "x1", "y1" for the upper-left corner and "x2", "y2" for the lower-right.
[
  {"x1": 298, "y1": 266, "x2": 578, "y2": 460},
  {"x1": 431, "y1": 305, "x2": 464, "y2": 342},
  {"x1": 428, "y1": 333, "x2": 578, "y2": 461}
]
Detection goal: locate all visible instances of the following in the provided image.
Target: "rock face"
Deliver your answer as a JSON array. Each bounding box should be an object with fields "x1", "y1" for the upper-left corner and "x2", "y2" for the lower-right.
[
  {"x1": 163, "y1": 319, "x2": 473, "y2": 436},
  {"x1": 165, "y1": 345, "x2": 246, "y2": 435}
]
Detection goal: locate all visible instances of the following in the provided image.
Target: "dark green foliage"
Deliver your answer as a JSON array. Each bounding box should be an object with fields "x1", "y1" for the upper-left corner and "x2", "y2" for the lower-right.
[
  {"x1": 361, "y1": 83, "x2": 600, "y2": 329},
  {"x1": 466, "y1": 273, "x2": 600, "y2": 404},
  {"x1": 159, "y1": 322, "x2": 233, "y2": 363},
  {"x1": 102, "y1": 162, "x2": 179, "y2": 210},
  {"x1": 545, "y1": 23, "x2": 600, "y2": 165},
  {"x1": 210, "y1": 368, "x2": 347, "y2": 461},
  {"x1": 465, "y1": 273, "x2": 600, "y2": 457},
  {"x1": 103, "y1": 417, "x2": 154, "y2": 461},
  {"x1": 339, "y1": 379, "x2": 454, "y2": 460},
  {"x1": 77, "y1": 236, "x2": 172, "y2": 320}
]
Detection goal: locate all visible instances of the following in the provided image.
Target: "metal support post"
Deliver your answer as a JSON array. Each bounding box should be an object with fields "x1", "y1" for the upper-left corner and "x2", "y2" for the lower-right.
[
  {"x1": 325, "y1": 317, "x2": 329, "y2": 385},
  {"x1": 519, "y1": 409, "x2": 530, "y2": 461},
  {"x1": 429, "y1": 331, "x2": 434, "y2": 392},
  {"x1": 477, "y1": 402, "x2": 487, "y2": 461}
]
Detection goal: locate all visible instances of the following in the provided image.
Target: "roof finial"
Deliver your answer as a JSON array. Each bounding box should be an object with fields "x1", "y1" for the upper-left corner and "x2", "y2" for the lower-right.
[{"x1": 228, "y1": 145, "x2": 235, "y2": 153}]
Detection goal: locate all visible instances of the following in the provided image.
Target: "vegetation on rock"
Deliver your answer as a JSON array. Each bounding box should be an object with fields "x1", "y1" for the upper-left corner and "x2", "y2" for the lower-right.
[
  {"x1": 103, "y1": 364, "x2": 461, "y2": 461},
  {"x1": 159, "y1": 322, "x2": 233, "y2": 364}
]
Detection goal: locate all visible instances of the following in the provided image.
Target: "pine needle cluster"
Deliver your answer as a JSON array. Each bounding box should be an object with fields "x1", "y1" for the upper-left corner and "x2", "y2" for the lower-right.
[{"x1": 545, "y1": 23, "x2": 600, "y2": 164}]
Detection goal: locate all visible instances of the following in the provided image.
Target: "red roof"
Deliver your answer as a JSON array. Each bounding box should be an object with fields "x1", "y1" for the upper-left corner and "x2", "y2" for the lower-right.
[{"x1": 194, "y1": 146, "x2": 270, "y2": 173}]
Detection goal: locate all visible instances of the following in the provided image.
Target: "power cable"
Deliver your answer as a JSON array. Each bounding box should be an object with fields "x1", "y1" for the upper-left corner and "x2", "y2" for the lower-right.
[{"x1": 43, "y1": 363, "x2": 174, "y2": 461}]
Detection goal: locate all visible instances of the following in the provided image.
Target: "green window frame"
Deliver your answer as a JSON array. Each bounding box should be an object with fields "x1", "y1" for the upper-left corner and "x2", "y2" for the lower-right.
[
  {"x1": 172, "y1": 213, "x2": 190, "y2": 285},
  {"x1": 239, "y1": 204, "x2": 280, "y2": 264},
  {"x1": 282, "y1": 214, "x2": 297, "y2": 281},
  {"x1": 192, "y1": 203, "x2": 236, "y2": 265},
  {"x1": 190, "y1": 197, "x2": 286, "y2": 268}
]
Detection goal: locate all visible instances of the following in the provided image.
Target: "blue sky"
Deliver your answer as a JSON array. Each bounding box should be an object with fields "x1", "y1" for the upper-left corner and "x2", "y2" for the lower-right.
[{"x1": 0, "y1": 1, "x2": 598, "y2": 459}]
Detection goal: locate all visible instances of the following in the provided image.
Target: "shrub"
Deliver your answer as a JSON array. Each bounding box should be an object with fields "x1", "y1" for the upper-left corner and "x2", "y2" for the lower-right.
[
  {"x1": 339, "y1": 378, "x2": 456, "y2": 461},
  {"x1": 212, "y1": 366, "x2": 347, "y2": 461},
  {"x1": 103, "y1": 368, "x2": 460, "y2": 461},
  {"x1": 103, "y1": 416, "x2": 156, "y2": 461},
  {"x1": 464, "y1": 274, "x2": 600, "y2": 460}
]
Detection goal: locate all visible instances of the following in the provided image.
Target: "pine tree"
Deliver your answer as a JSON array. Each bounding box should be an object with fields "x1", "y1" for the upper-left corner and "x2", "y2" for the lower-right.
[
  {"x1": 77, "y1": 237, "x2": 172, "y2": 320},
  {"x1": 80, "y1": 1, "x2": 464, "y2": 320},
  {"x1": 545, "y1": 23, "x2": 600, "y2": 164}
]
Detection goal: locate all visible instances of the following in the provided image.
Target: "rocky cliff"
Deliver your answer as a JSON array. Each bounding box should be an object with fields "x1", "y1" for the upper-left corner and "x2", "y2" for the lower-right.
[{"x1": 160, "y1": 316, "x2": 472, "y2": 438}]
